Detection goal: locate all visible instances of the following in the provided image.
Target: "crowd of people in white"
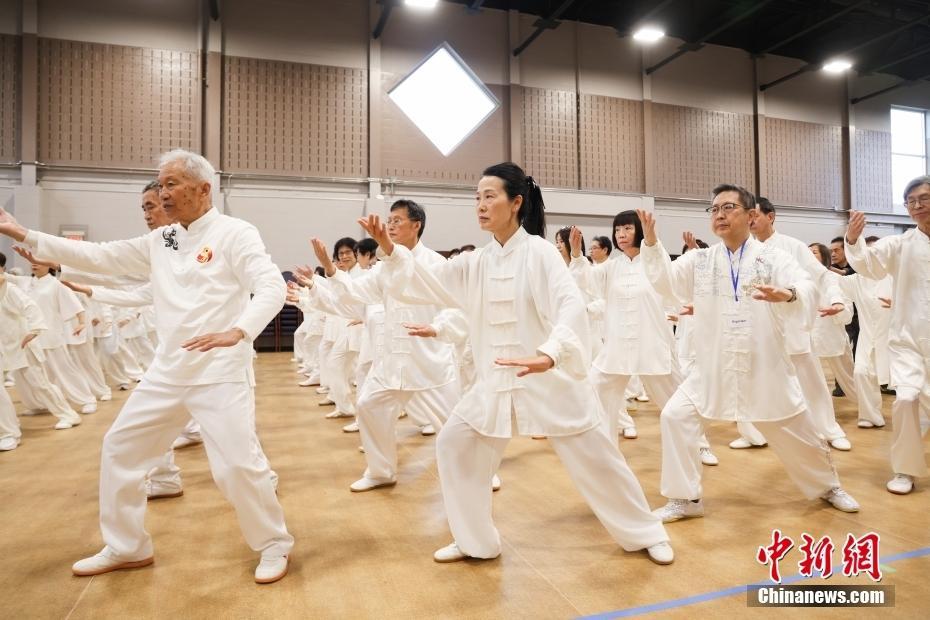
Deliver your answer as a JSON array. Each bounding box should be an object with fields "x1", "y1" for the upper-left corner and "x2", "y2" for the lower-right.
[{"x1": 1, "y1": 150, "x2": 928, "y2": 585}]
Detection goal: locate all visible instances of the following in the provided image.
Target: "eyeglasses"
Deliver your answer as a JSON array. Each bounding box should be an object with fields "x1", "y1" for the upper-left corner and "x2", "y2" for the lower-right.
[
  {"x1": 905, "y1": 195, "x2": 930, "y2": 209},
  {"x1": 386, "y1": 218, "x2": 409, "y2": 226},
  {"x1": 705, "y1": 202, "x2": 744, "y2": 214}
]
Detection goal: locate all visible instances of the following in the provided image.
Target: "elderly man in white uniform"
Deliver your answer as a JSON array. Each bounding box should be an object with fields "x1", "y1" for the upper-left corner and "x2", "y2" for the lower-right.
[
  {"x1": 845, "y1": 175, "x2": 930, "y2": 495},
  {"x1": 640, "y1": 184, "x2": 859, "y2": 522},
  {"x1": 0, "y1": 149, "x2": 293, "y2": 584}
]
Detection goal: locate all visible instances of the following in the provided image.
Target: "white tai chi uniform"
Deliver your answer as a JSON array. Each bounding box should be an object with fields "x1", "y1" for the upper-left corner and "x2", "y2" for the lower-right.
[
  {"x1": 24, "y1": 207, "x2": 293, "y2": 562},
  {"x1": 379, "y1": 229, "x2": 668, "y2": 559},
  {"x1": 642, "y1": 239, "x2": 842, "y2": 501},
  {"x1": 836, "y1": 273, "x2": 892, "y2": 427},
  {"x1": 67, "y1": 293, "x2": 112, "y2": 401},
  {"x1": 323, "y1": 243, "x2": 460, "y2": 483},
  {"x1": 811, "y1": 286, "x2": 857, "y2": 407},
  {"x1": 0, "y1": 278, "x2": 80, "y2": 426},
  {"x1": 846, "y1": 230, "x2": 930, "y2": 479}
]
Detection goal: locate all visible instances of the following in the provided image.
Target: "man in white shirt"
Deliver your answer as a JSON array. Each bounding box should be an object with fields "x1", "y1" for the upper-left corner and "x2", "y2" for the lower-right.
[
  {"x1": 639, "y1": 184, "x2": 859, "y2": 522},
  {"x1": 0, "y1": 149, "x2": 293, "y2": 584},
  {"x1": 845, "y1": 175, "x2": 930, "y2": 495}
]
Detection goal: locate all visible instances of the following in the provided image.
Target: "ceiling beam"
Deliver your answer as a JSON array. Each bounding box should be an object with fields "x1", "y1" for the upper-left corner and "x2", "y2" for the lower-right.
[
  {"x1": 760, "y1": 0, "x2": 869, "y2": 55},
  {"x1": 466, "y1": 0, "x2": 485, "y2": 12},
  {"x1": 645, "y1": 0, "x2": 777, "y2": 75},
  {"x1": 512, "y1": 0, "x2": 577, "y2": 57},
  {"x1": 860, "y1": 40, "x2": 930, "y2": 75},
  {"x1": 851, "y1": 72, "x2": 930, "y2": 104},
  {"x1": 372, "y1": 0, "x2": 395, "y2": 40}
]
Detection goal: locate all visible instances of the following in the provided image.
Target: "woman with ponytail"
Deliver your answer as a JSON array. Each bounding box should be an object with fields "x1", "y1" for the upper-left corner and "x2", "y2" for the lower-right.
[{"x1": 357, "y1": 162, "x2": 673, "y2": 566}]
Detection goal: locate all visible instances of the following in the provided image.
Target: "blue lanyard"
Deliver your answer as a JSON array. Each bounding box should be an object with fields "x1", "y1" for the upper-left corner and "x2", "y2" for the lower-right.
[{"x1": 727, "y1": 241, "x2": 747, "y2": 302}]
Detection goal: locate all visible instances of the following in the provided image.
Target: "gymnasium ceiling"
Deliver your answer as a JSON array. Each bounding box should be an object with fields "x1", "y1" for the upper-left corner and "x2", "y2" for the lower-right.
[{"x1": 443, "y1": 0, "x2": 930, "y2": 83}]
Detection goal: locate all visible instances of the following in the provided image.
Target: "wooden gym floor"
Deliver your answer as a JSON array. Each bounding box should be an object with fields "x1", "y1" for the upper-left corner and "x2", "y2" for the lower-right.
[{"x1": 0, "y1": 352, "x2": 927, "y2": 619}]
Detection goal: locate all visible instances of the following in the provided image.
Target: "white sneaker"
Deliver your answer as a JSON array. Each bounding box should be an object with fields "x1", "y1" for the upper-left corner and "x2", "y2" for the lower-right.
[
  {"x1": 255, "y1": 555, "x2": 289, "y2": 584},
  {"x1": 80, "y1": 403, "x2": 97, "y2": 414},
  {"x1": 653, "y1": 499, "x2": 705, "y2": 523},
  {"x1": 3, "y1": 380, "x2": 13, "y2": 387},
  {"x1": 72, "y1": 550, "x2": 154, "y2": 576},
  {"x1": 297, "y1": 377, "x2": 317, "y2": 387},
  {"x1": 420, "y1": 424, "x2": 436, "y2": 436},
  {"x1": 886, "y1": 474, "x2": 915, "y2": 495},
  {"x1": 145, "y1": 480, "x2": 184, "y2": 500},
  {"x1": 315, "y1": 386, "x2": 330, "y2": 395},
  {"x1": 492, "y1": 474, "x2": 501, "y2": 492},
  {"x1": 325, "y1": 410, "x2": 353, "y2": 419},
  {"x1": 99, "y1": 392, "x2": 112, "y2": 402},
  {"x1": 0, "y1": 437, "x2": 20, "y2": 451},
  {"x1": 54, "y1": 420, "x2": 77, "y2": 430},
  {"x1": 171, "y1": 435, "x2": 203, "y2": 450},
  {"x1": 622, "y1": 427, "x2": 638, "y2": 439},
  {"x1": 433, "y1": 543, "x2": 468, "y2": 563},
  {"x1": 829, "y1": 437, "x2": 852, "y2": 451},
  {"x1": 635, "y1": 394, "x2": 650, "y2": 402},
  {"x1": 728, "y1": 437, "x2": 766, "y2": 449},
  {"x1": 699, "y1": 447, "x2": 719, "y2": 466},
  {"x1": 318, "y1": 397, "x2": 335, "y2": 406},
  {"x1": 350, "y1": 476, "x2": 397, "y2": 492},
  {"x1": 342, "y1": 421, "x2": 359, "y2": 433},
  {"x1": 821, "y1": 487, "x2": 859, "y2": 512},
  {"x1": 646, "y1": 542, "x2": 675, "y2": 565}
]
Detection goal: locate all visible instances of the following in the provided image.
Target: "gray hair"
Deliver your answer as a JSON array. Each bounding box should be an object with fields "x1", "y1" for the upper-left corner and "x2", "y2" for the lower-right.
[
  {"x1": 142, "y1": 180, "x2": 159, "y2": 193},
  {"x1": 903, "y1": 175, "x2": 930, "y2": 202},
  {"x1": 158, "y1": 149, "x2": 216, "y2": 184}
]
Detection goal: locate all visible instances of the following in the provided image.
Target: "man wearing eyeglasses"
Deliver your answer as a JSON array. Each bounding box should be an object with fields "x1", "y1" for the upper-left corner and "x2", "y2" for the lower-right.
[
  {"x1": 637, "y1": 184, "x2": 859, "y2": 523},
  {"x1": 845, "y1": 175, "x2": 930, "y2": 495}
]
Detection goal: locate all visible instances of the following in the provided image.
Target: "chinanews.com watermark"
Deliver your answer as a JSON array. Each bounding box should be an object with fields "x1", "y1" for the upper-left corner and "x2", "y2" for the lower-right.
[{"x1": 748, "y1": 530, "x2": 895, "y2": 608}]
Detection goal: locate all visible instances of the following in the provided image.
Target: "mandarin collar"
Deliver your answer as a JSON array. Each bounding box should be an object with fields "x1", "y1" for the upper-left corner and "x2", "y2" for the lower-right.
[
  {"x1": 184, "y1": 207, "x2": 219, "y2": 236},
  {"x1": 490, "y1": 227, "x2": 528, "y2": 257}
]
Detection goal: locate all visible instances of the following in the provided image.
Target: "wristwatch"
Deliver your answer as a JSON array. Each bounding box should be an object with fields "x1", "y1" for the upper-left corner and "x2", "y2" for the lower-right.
[{"x1": 786, "y1": 286, "x2": 797, "y2": 303}]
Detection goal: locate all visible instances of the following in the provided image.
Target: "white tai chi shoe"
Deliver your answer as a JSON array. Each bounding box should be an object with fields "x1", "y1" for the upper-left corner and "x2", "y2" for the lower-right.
[
  {"x1": 886, "y1": 474, "x2": 915, "y2": 495},
  {"x1": 54, "y1": 420, "x2": 79, "y2": 430},
  {"x1": 0, "y1": 437, "x2": 20, "y2": 451},
  {"x1": 349, "y1": 476, "x2": 397, "y2": 492},
  {"x1": 145, "y1": 480, "x2": 184, "y2": 500},
  {"x1": 829, "y1": 437, "x2": 852, "y2": 451},
  {"x1": 342, "y1": 421, "x2": 359, "y2": 433},
  {"x1": 433, "y1": 542, "x2": 499, "y2": 563},
  {"x1": 172, "y1": 435, "x2": 203, "y2": 450},
  {"x1": 72, "y1": 549, "x2": 154, "y2": 576},
  {"x1": 699, "y1": 447, "x2": 719, "y2": 466},
  {"x1": 728, "y1": 437, "x2": 766, "y2": 449},
  {"x1": 492, "y1": 474, "x2": 501, "y2": 492},
  {"x1": 420, "y1": 424, "x2": 436, "y2": 436},
  {"x1": 622, "y1": 427, "x2": 638, "y2": 439},
  {"x1": 255, "y1": 555, "x2": 289, "y2": 584},
  {"x1": 646, "y1": 542, "x2": 675, "y2": 565},
  {"x1": 653, "y1": 499, "x2": 705, "y2": 523},
  {"x1": 80, "y1": 403, "x2": 98, "y2": 414},
  {"x1": 821, "y1": 487, "x2": 859, "y2": 512}
]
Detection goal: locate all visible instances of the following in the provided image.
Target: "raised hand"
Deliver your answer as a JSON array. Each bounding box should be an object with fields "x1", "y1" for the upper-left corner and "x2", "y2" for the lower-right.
[
  {"x1": 494, "y1": 354, "x2": 555, "y2": 378},
  {"x1": 181, "y1": 328, "x2": 247, "y2": 352},
  {"x1": 682, "y1": 231, "x2": 698, "y2": 251},
  {"x1": 818, "y1": 303, "x2": 846, "y2": 317},
  {"x1": 846, "y1": 211, "x2": 866, "y2": 245},
  {"x1": 309, "y1": 238, "x2": 337, "y2": 277},
  {"x1": 61, "y1": 280, "x2": 93, "y2": 296},
  {"x1": 751, "y1": 284, "x2": 792, "y2": 303},
  {"x1": 636, "y1": 209, "x2": 658, "y2": 246},
  {"x1": 12, "y1": 245, "x2": 57, "y2": 269},
  {"x1": 0, "y1": 207, "x2": 28, "y2": 242},
  {"x1": 569, "y1": 226, "x2": 583, "y2": 258},
  {"x1": 404, "y1": 323, "x2": 437, "y2": 338},
  {"x1": 357, "y1": 214, "x2": 394, "y2": 255}
]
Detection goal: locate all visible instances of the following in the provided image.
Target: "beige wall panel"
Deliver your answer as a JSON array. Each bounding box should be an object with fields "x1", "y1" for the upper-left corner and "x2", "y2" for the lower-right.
[
  {"x1": 579, "y1": 95, "x2": 644, "y2": 193},
  {"x1": 762, "y1": 117, "x2": 843, "y2": 209},
  {"x1": 381, "y1": 2, "x2": 508, "y2": 85},
  {"x1": 223, "y1": 0, "x2": 367, "y2": 69},
  {"x1": 517, "y1": 14, "x2": 576, "y2": 92},
  {"x1": 223, "y1": 56, "x2": 367, "y2": 178},
  {"x1": 380, "y1": 76, "x2": 507, "y2": 185},
  {"x1": 758, "y1": 55, "x2": 845, "y2": 126},
  {"x1": 37, "y1": 38, "x2": 201, "y2": 168},
  {"x1": 0, "y1": 34, "x2": 18, "y2": 162},
  {"x1": 577, "y1": 24, "x2": 642, "y2": 100},
  {"x1": 37, "y1": 0, "x2": 199, "y2": 51},
  {"x1": 854, "y1": 75, "x2": 930, "y2": 132},
  {"x1": 649, "y1": 40, "x2": 753, "y2": 115},
  {"x1": 853, "y1": 128, "x2": 892, "y2": 213},
  {"x1": 651, "y1": 103, "x2": 754, "y2": 199},
  {"x1": 521, "y1": 86, "x2": 578, "y2": 189}
]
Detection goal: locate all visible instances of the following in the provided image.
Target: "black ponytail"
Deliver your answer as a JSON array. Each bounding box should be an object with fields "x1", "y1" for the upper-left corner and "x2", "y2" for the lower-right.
[{"x1": 481, "y1": 162, "x2": 547, "y2": 238}]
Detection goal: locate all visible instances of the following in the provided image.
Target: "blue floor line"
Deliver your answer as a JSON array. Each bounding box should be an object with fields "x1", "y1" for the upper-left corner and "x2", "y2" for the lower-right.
[{"x1": 578, "y1": 545, "x2": 930, "y2": 619}]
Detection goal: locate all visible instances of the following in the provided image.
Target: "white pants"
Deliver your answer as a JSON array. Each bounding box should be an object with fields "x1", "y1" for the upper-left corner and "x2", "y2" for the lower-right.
[
  {"x1": 316, "y1": 338, "x2": 335, "y2": 390},
  {"x1": 97, "y1": 379, "x2": 293, "y2": 560},
  {"x1": 126, "y1": 336, "x2": 156, "y2": 370},
  {"x1": 590, "y1": 368, "x2": 709, "y2": 449},
  {"x1": 42, "y1": 346, "x2": 96, "y2": 407},
  {"x1": 822, "y1": 348, "x2": 857, "y2": 406},
  {"x1": 891, "y1": 387, "x2": 930, "y2": 478},
  {"x1": 661, "y1": 389, "x2": 839, "y2": 501},
  {"x1": 12, "y1": 351, "x2": 81, "y2": 424},
  {"x1": 302, "y1": 334, "x2": 322, "y2": 381},
  {"x1": 853, "y1": 354, "x2": 886, "y2": 427},
  {"x1": 437, "y1": 414, "x2": 668, "y2": 558},
  {"x1": 0, "y1": 385, "x2": 20, "y2": 441},
  {"x1": 327, "y1": 345, "x2": 358, "y2": 415},
  {"x1": 69, "y1": 341, "x2": 111, "y2": 399},
  {"x1": 356, "y1": 378, "x2": 458, "y2": 480}
]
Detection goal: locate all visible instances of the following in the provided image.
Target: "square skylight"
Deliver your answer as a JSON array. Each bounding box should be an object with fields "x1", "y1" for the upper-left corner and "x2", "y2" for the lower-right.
[{"x1": 388, "y1": 43, "x2": 500, "y2": 157}]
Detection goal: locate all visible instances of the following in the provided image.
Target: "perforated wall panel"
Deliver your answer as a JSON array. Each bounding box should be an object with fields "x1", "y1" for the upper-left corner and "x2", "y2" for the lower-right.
[
  {"x1": 853, "y1": 128, "x2": 892, "y2": 213},
  {"x1": 223, "y1": 56, "x2": 367, "y2": 177},
  {"x1": 37, "y1": 38, "x2": 201, "y2": 168},
  {"x1": 579, "y1": 94, "x2": 644, "y2": 193},
  {"x1": 763, "y1": 117, "x2": 842, "y2": 209},
  {"x1": 521, "y1": 86, "x2": 578, "y2": 189},
  {"x1": 0, "y1": 34, "x2": 18, "y2": 163},
  {"x1": 652, "y1": 103, "x2": 754, "y2": 199}
]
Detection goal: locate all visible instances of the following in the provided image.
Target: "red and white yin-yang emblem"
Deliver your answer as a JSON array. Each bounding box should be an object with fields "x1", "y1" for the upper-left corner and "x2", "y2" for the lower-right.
[{"x1": 196, "y1": 246, "x2": 214, "y2": 264}]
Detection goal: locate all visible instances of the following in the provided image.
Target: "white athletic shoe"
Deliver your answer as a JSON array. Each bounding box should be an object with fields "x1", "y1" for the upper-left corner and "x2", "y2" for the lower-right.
[
  {"x1": 342, "y1": 421, "x2": 359, "y2": 433},
  {"x1": 829, "y1": 437, "x2": 852, "y2": 451},
  {"x1": 653, "y1": 499, "x2": 705, "y2": 523},
  {"x1": 433, "y1": 543, "x2": 469, "y2": 563},
  {"x1": 699, "y1": 447, "x2": 719, "y2": 466},
  {"x1": 318, "y1": 397, "x2": 335, "y2": 406},
  {"x1": 821, "y1": 487, "x2": 859, "y2": 512},
  {"x1": 728, "y1": 437, "x2": 766, "y2": 449},
  {"x1": 72, "y1": 550, "x2": 153, "y2": 576},
  {"x1": 80, "y1": 403, "x2": 98, "y2": 414},
  {"x1": 622, "y1": 427, "x2": 638, "y2": 439},
  {"x1": 315, "y1": 386, "x2": 330, "y2": 395},
  {"x1": 0, "y1": 437, "x2": 20, "y2": 451},
  {"x1": 146, "y1": 480, "x2": 184, "y2": 500},
  {"x1": 325, "y1": 410, "x2": 353, "y2": 419},
  {"x1": 492, "y1": 474, "x2": 501, "y2": 492},
  {"x1": 635, "y1": 394, "x2": 650, "y2": 402},
  {"x1": 646, "y1": 542, "x2": 675, "y2": 565},
  {"x1": 420, "y1": 424, "x2": 436, "y2": 436},
  {"x1": 349, "y1": 476, "x2": 397, "y2": 492},
  {"x1": 886, "y1": 474, "x2": 915, "y2": 495},
  {"x1": 297, "y1": 377, "x2": 317, "y2": 387},
  {"x1": 99, "y1": 392, "x2": 112, "y2": 402},
  {"x1": 255, "y1": 555, "x2": 289, "y2": 584},
  {"x1": 171, "y1": 435, "x2": 203, "y2": 450},
  {"x1": 54, "y1": 420, "x2": 78, "y2": 430}
]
